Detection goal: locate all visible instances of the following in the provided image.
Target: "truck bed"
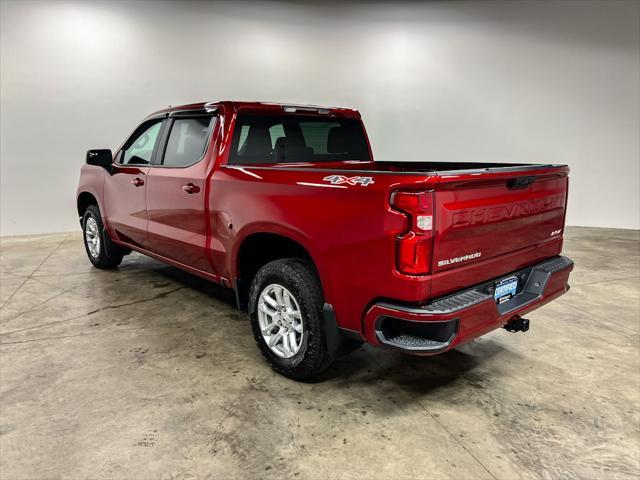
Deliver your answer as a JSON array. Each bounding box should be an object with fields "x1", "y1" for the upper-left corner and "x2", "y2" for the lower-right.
[{"x1": 373, "y1": 161, "x2": 562, "y2": 174}]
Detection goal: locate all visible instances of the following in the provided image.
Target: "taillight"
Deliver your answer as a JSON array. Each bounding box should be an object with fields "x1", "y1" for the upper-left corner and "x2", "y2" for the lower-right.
[{"x1": 390, "y1": 190, "x2": 434, "y2": 275}]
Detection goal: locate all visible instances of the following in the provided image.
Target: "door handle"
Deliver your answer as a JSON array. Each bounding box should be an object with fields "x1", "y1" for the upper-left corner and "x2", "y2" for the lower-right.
[
  {"x1": 182, "y1": 183, "x2": 200, "y2": 194},
  {"x1": 131, "y1": 177, "x2": 144, "y2": 187}
]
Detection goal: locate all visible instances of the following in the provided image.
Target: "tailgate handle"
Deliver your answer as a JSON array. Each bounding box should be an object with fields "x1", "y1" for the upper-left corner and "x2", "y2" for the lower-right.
[{"x1": 508, "y1": 176, "x2": 537, "y2": 189}]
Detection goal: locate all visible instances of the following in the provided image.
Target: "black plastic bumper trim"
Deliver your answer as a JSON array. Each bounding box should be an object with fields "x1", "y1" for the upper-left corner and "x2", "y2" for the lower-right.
[{"x1": 377, "y1": 255, "x2": 573, "y2": 317}]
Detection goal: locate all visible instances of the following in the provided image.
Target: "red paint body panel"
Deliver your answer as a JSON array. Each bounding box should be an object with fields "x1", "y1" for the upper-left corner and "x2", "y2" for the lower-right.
[
  {"x1": 104, "y1": 165, "x2": 149, "y2": 247},
  {"x1": 77, "y1": 101, "x2": 572, "y2": 352},
  {"x1": 145, "y1": 160, "x2": 209, "y2": 271}
]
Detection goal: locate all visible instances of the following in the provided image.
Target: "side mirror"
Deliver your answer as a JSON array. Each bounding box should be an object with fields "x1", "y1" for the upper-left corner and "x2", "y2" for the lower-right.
[{"x1": 86, "y1": 149, "x2": 113, "y2": 168}]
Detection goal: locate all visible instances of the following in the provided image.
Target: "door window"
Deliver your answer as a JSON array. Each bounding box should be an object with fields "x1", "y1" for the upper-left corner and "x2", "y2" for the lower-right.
[
  {"x1": 162, "y1": 117, "x2": 213, "y2": 167},
  {"x1": 122, "y1": 121, "x2": 162, "y2": 165}
]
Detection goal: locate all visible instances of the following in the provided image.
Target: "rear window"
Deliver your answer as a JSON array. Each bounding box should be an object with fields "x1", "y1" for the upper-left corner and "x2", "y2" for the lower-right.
[{"x1": 228, "y1": 114, "x2": 370, "y2": 164}]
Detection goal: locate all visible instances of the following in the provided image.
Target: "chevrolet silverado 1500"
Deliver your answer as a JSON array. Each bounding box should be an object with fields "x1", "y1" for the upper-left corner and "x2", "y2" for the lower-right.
[{"x1": 77, "y1": 101, "x2": 573, "y2": 379}]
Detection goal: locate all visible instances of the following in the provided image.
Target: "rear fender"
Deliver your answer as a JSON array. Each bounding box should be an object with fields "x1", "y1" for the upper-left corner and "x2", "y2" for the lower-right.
[{"x1": 232, "y1": 222, "x2": 326, "y2": 292}]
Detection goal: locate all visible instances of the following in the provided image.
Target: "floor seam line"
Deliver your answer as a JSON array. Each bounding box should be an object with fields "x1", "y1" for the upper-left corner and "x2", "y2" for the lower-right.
[
  {"x1": 0, "y1": 286, "x2": 186, "y2": 337},
  {"x1": 0, "y1": 326, "x2": 150, "y2": 345},
  {"x1": 0, "y1": 234, "x2": 70, "y2": 307},
  {"x1": 0, "y1": 284, "x2": 84, "y2": 326},
  {"x1": 31, "y1": 268, "x2": 156, "y2": 278},
  {"x1": 367, "y1": 353, "x2": 500, "y2": 480},
  {"x1": 417, "y1": 403, "x2": 500, "y2": 480}
]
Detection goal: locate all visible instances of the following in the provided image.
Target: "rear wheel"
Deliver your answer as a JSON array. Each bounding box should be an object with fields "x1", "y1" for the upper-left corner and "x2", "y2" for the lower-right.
[
  {"x1": 82, "y1": 205, "x2": 123, "y2": 269},
  {"x1": 249, "y1": 258, "x2": 333, "y2": 380}
]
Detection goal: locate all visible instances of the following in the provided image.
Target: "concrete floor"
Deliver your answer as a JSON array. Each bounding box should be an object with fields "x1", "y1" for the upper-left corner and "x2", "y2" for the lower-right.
[{"x1": 0, "y1": 227, "x2": 638, "y2": 479}]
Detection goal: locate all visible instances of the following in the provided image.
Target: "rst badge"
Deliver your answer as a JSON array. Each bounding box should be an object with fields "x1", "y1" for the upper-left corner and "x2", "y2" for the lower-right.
[{"x1": 323, "y1": 175, "x2": 374, "y2": 186}]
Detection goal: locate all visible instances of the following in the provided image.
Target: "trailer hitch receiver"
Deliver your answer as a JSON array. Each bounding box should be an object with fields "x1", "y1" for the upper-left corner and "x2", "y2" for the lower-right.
[{"x1": 503, "y1": 315, "x2": 530, "y2": 333}]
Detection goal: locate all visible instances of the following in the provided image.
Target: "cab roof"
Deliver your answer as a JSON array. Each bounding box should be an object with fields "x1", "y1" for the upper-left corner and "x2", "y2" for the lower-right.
[{"x1": 149, "y1": 101, "x2": 361, "y2": 119}]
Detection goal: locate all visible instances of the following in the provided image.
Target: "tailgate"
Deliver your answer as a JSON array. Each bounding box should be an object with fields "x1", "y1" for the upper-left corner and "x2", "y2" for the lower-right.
[{"x1": 431, "y1": 166, "x2": 569, "y2": 281}]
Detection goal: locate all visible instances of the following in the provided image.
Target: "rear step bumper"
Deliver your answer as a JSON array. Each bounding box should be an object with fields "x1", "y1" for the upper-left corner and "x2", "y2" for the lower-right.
[{"x1": 364, "y1": 256, "x2": 573, "y2": 354}]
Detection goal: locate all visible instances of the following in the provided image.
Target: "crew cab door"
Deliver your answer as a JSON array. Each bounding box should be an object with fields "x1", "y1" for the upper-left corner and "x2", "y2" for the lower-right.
[
  {"x1": 104, "y1": 119, "x2": 164, "y2": 247},
  {"x1": 145, "y1": 114, "x2": 216, "y2": 271}
]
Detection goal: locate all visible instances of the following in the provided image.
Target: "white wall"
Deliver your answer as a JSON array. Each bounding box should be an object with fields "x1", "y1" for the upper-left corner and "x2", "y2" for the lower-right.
[{"x1": 1, "y1": 0, "x2": 638, "y2": 235}]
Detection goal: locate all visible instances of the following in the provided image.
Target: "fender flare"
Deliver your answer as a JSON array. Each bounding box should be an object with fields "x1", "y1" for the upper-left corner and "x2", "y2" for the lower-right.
[{"x1": 232, "y1": 222, "x2": 325, "y2": 283}]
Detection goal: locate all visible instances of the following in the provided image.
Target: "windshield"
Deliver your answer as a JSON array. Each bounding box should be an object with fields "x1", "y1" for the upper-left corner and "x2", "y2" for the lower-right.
[{"x1": 228, "y1": 114, "x2": 371, "y2": 164}]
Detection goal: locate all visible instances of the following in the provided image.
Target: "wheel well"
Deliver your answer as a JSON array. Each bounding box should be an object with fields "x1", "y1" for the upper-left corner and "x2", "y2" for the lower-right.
[
  {"x1": 77, "y1": 192, "x2": 98, "y2": 218},
  {"x1": 236, "y1": 233, "x2": 315, "y2": 310}
]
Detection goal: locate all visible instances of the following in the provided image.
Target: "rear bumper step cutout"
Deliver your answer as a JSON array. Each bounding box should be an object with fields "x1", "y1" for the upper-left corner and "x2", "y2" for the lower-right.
[
  {"x1": 375, "y1": 317, "x2": 458, "y2": 353},
  {"x1": 368, "y1": 255, "x2": 573, "y2": 353}
]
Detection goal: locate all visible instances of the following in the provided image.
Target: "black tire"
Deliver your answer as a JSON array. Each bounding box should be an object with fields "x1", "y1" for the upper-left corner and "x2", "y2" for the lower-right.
[
  {"x1": 248, "y1": 258, "x2": 333, "y2": 380},
  {"x1": 82, "y1": 205, "x2": 124, "y2": 269}
]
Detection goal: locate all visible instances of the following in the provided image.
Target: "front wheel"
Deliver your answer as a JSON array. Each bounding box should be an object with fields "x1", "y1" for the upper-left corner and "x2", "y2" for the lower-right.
[
  {"x1": 248, "y1": 258, "x2": 333, "y2": 380},
  {"x1": 82, "y1": 205, "x2": 123, "y2": 269}
]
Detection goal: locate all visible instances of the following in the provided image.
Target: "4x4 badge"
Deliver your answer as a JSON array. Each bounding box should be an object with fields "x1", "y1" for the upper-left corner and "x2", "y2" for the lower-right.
[{"x1": 323, "y1": 175, "x2": 374, "y2": 186}]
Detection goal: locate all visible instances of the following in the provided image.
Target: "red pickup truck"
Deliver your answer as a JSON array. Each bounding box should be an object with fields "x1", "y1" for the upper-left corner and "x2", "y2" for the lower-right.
[{"x1": 77, "y1": 101, "x2": 573, "y2": 379}]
